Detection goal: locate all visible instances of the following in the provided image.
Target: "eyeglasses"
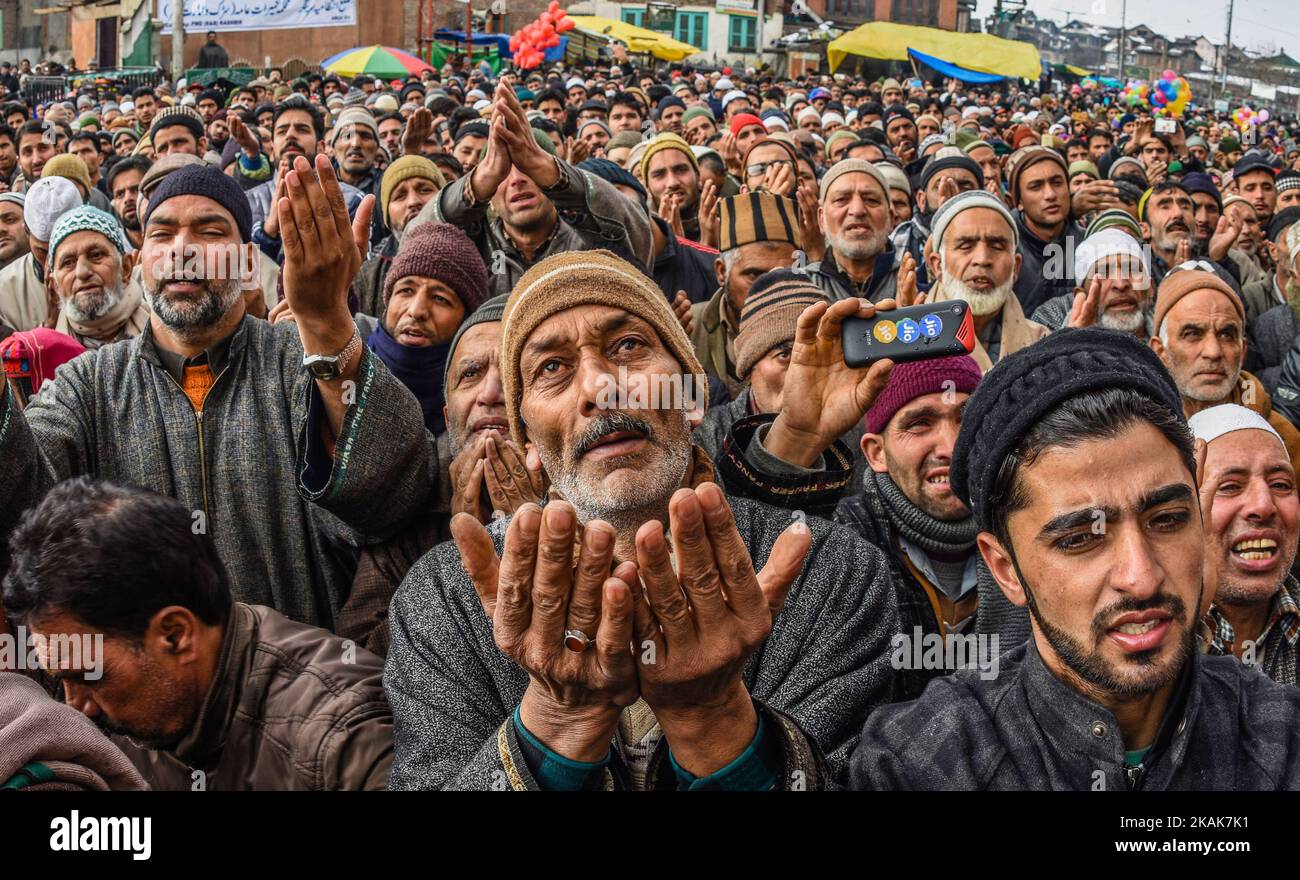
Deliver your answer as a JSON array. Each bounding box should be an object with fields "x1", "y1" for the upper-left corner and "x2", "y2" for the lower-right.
[{"x1": 745, "y1": 159, "x2": 793, "y2": 178}]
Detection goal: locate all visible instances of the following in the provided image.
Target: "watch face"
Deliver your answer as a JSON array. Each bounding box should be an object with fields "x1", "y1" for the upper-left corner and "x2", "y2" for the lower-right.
[{"x1": 305, "y1": 357, "x2": 340, "y2": 380}]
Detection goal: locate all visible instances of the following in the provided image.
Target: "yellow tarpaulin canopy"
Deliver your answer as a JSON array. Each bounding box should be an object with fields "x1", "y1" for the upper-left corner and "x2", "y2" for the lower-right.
[
  {"x1": 827, "y1": 22, "x2": 1042, "y2": 80},
  {"x1": 568, "y1": 15, "x2": 702, "y2": 62},
  {"x1": 1063, "y1": 64, "x2": 1094, "y2": 77}
]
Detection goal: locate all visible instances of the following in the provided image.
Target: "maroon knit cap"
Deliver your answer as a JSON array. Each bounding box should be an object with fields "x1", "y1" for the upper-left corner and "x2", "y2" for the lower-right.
[
  {"x1": 383, "y1": 222, "x2": 489, "y2": 313},
  {"x1": 864, "y1": 354, "x2": 982, "y2": 435}
]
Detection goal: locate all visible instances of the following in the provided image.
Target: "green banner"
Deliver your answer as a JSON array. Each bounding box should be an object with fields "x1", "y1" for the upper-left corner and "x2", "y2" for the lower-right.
[{"x1": 427, "y1": 43, "x2": 502, "y2": 74}]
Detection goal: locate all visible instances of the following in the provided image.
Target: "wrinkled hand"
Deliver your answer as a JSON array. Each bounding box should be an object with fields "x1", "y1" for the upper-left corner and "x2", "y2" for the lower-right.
[
  {"x1": 797, "y1": 182, "x2": 825, "y2": 263},
  {"x1": 565, "y1": 136, "x2": 590, "y2": 165},
  {"x1": 242, "y1": 286, "x2": 268, "y2": 320},
  {"x1": 934, "y1": 175, "x2": 961, "y2": 210},
  {"x1": 1145, "y1": 160, "x2": 1168, "y2": 185},
  {"x1": 718, "y1": 131, "x2": 742, "y2": 176},
  {"x1": 896, "y1": 252, "x2": 924, "y2": 307},
  {"x1": 277, "y1": 153, "x2": 372, "y2": 329},
  {"x1": 659, "y1": 193, "x2": 685, "y2": 238},
  {"x1": 1072, "y1": 180, "x2": 1121, "y2": 216},
  {"x1": 697, "y1": 179, "x2": 720, "y2": 250},
  {"x1": 483, "y1": 435, "x2": 546, "y2": 518},
  {"x1": 1066, "y1": 275, "x2": 1102, "y2": 329},
  {"x1": 453, "y1": 503, "x2": 639, "y2": 762},
  {"x1": 630, "y1": 483, "x2": 811, "y2": 775},
  {"x1": 402, "y1": 107, "x2": 433, "y2": 157},
  {"x1": 449, "y1": 433, "x2": 492, "y2": 522},
  {"x1": 469, "y1": 108, "x2": 513, "y2": 203},
  {"x1": 267, "y1": 297, "x2": 296, "y2": 325},
  {"x1": 262, "y1": 172, "x2": 288, "y2": 239},
  {"x1": 494, "y1": 81, "x2": 559, "y2": 187},
  {"x1": 1207, "y1": 212, "x2": 1241, "y2": 262},
  {"x1": 673, "y1": 290, "x2": 695, "y2": 335},
  {"x1": 228, "y1": 114, "x2": 261, "y2": 159},
  {"x1": 760, "y1": 161, "x2": 794, "y2": 198},
  {"x1": 1174, "y1": 237, "x2": 1191, "y2": 266},
  {"x1": 765, "y1": 297, "x2": 896, "y2": 467},
  {"x1": 1129, "y1": 119, "x2": 1153, "y2": 155},
  {"x1": 41, "y1": 273, "x2": 60, "y2": 330}
]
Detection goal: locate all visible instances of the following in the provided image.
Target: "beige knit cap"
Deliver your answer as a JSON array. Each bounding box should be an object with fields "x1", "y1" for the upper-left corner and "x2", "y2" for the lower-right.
[{"x1": 501, "y1": 250, "x2": 707, "y2": 444}]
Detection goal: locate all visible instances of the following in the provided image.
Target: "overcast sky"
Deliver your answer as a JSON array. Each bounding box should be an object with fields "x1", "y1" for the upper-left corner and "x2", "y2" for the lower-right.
[{"x1": 973, "y1": 0, "x2": 1300, "y2": 58}]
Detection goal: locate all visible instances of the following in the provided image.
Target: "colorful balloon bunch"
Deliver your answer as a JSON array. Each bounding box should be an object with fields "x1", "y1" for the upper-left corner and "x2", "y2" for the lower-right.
[
  {"x1": 509, "y1": 1, "x2": 575, "y2": 71},
  {"x1": 1232, "y1": 105, "x2": 1271, "y2": 132},
  {"x1": 1117, "y1": 70, "x2": 1191, "y2": 118},
  {"x1": 1149, "y1": 69, "x2": 1191, "y2": 117}
]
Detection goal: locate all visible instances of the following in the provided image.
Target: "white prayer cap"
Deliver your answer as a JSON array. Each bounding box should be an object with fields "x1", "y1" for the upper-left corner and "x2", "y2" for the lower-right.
[
  {"x1": 721, "y1": 89, "x2": 749, "y2": 109},
  {"x1": 1073, "y1": 228, "x2": 1150, "y2": 284},
  {"x1": 1188, "y1": 404, "x2": 1285, "y2": 450},
  {"x1": 23, "y1": 176, "x2": 82, "y2": 243}
]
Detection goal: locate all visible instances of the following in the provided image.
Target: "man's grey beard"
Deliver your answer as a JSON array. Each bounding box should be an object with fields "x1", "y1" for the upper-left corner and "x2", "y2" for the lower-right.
[
  {"x1": 1098, "y1": 307, "x2": 1146, "y2": 333},
  {"x1": 827, "y1": 226, "x2": 888, "y2": 262},
  {"x1": 446, "y1": 419, "x2": 468, "y2": 457},
  {"x1": 63, "y1": 276, "x2": 124, "y2": 323},
  {"x1": 1182, "y1": 365, "x2": 1241, "y2": 403},
  {"x1": 1151, "y1": 226, "x2": 1190, "y2": 254},
  {"x1": 144, "y1": 274, "x2": 242, "y2": 340},
  {"x1": 542, "y1": 410, "x2": 693, "y2": 532},
  {"x1": 941, "y1": 273, "x2": 1012, "y2": 316}
]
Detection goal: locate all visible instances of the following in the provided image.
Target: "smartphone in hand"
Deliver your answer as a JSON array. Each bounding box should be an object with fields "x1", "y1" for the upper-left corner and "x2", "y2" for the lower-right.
[{"x1": 841, "y1": 300, "x2": 975, "y2": 368}]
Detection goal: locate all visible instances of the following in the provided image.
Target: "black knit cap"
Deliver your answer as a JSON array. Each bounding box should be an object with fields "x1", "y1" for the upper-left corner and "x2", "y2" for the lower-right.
[
  {"x1": 1267, "y1": 206, "x2": 1300, "y2": 243},
  {"x1": 950, "y1": 328, "x2": 1184, "y2": 532},
  {"x1": 142, "y1": 163, "x2": 253, "y2": 243},
  {"x1": 919, "y1": 149, "x2": 985, "y2": 192},
  {"x1": 149, "y1": 105, "x2": 205, "y2": 143}
]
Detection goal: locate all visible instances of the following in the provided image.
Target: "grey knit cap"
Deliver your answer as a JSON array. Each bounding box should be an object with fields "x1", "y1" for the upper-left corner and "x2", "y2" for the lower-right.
[{"x1": 444, "y1": 293, "x2": 508, "y2": 393}]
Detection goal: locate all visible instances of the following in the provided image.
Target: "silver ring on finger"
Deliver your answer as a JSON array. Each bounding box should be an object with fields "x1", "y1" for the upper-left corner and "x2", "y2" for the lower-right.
[{"x1": 563, "y1": 629, "x2": 592, "y2": 654}]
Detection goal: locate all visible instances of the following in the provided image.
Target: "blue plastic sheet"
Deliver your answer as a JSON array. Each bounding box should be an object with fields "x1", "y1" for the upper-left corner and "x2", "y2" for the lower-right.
[{"x1": 907, "y1": 48, "x2": 1006, "y2": 84}]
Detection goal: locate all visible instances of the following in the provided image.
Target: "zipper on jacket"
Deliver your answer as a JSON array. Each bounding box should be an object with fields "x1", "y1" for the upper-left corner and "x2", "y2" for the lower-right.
[
  {"x1": 158, "y1": 364, "x2": 231, "y2": 522},
  {"x1": 1124, "y1": 762, "x2": 1147, "y2": 790}
]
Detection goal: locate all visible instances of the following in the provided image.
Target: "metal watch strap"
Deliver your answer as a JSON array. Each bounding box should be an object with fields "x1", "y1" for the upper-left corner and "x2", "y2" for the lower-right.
[{"x1": 335, "y1": 330, "x2": 362, "y2": 376}]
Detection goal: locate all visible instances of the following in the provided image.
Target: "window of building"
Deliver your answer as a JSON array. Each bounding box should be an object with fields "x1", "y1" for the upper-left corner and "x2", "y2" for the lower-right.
[
  {"x1": 622, "y1": 7, "x2": 645, "y2": 27},
  {"x1": 675, "y1": 11, "x2": 708, "y2": 50},
  {"x1": 729, "y1": 15, "x2": 756, "y2": 52},
  {"x1": 891, "y1": 0, "x2": 937, "y2": 26}
]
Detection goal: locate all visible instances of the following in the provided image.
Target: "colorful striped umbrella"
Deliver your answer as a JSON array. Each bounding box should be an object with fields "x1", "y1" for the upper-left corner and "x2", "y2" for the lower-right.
[{"x1": 321, "y1": 45, "x2": 433, "y2": 80}]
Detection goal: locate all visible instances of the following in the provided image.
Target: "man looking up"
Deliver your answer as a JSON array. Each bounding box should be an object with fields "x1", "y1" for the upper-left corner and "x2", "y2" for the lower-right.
[
  {"x1": 385, "y1": 249, "x2": 901, "y2": 790},
  {"x1": 415, "y1": 81, "x2": 651, "y2": 298}
]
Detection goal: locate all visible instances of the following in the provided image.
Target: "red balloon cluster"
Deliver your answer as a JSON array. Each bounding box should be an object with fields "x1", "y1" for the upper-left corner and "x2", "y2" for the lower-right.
[{"x1": 509, "y1": 0, "x2": 574, "y2": 70}]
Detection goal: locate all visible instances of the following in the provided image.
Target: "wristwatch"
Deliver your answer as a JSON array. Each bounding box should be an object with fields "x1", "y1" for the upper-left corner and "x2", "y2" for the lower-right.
[{"x1": 303, "y1": 330, "x2": 361, "y2": 381}]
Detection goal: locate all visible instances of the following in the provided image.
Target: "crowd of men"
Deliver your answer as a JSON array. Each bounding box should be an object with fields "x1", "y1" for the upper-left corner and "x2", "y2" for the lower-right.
[{"x1": 4, "y1": 50, "x2": 1300, "y2": 791}]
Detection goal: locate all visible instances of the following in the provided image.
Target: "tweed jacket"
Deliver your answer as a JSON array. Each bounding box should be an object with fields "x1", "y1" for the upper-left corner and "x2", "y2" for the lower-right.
[
  {"x1": 384, "y1": 493, "x2": 901, "y2": 790},
  {"x1": 849, "y1": 640, "x2": 1300, "y2": 790},
  {"x1": 0, "y1": 315, "x2": 440, "y2": 631}
]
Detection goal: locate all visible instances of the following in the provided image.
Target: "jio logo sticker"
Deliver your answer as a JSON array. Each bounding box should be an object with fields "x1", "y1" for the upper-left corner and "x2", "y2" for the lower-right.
[
  {"x1": 896, "y1": 318, "x2": 921, "y2": 344},
  {"x1": 872, "y1": 320, "x2": 898, "y2": 343},
  {"x1": 920, "y1": 313, "x2": 943, "y2": 339}
]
